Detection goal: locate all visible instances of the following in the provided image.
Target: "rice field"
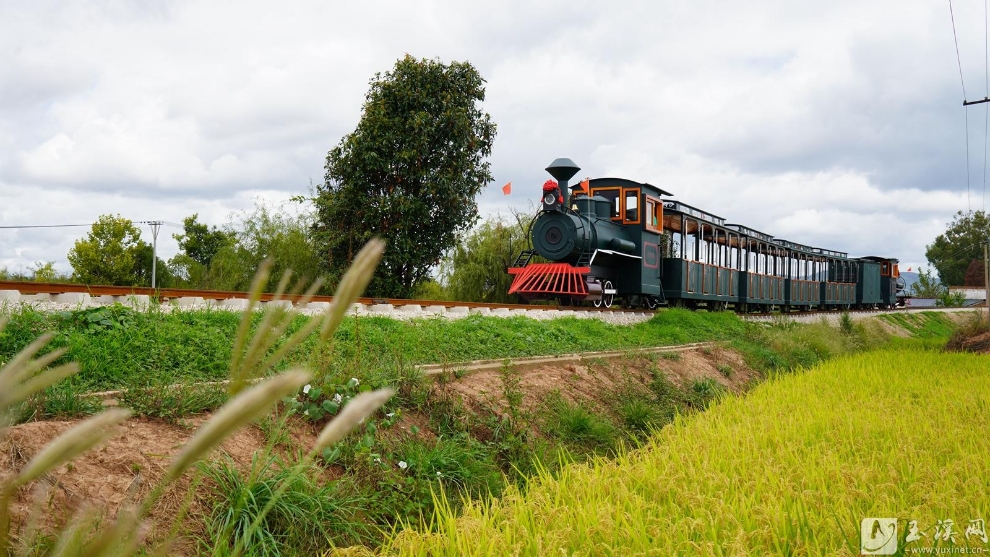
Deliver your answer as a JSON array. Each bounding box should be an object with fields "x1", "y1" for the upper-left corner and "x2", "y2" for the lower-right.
[{"x1": 381, "y1": 349, "x2": 990, "y2": 556}]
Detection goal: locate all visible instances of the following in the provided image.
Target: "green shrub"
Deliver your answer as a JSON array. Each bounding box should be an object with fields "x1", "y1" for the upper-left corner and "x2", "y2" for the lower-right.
[{"x1": 202, "y1": 454, "x2": 372, "y2": 554}]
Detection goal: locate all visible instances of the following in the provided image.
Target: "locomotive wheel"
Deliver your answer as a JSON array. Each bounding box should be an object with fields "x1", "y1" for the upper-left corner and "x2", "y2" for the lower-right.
[
  {"x1": 645, "y1": 296, "x2": 659, "y2": 310},
  {"x1": 594, "y1": 280, "x2": 614, "y2": 309}
]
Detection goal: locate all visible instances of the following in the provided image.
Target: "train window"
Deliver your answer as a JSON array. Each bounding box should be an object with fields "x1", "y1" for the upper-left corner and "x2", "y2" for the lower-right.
[
  {"x1": 666, "y1": 230, "x2": 681, "y2": 258},
  {"x1": 685, "y1": 219, "x2": 698, "y2": 261},
  {"x1": 623, "y1": 189, "x2": 640, "y2": 224},
  {"x1": 591, "y1": 188, "x2": 621, "y2": 219},
  {"x1": 645, "y1": 195, "x2": 663, "y2": 233}
]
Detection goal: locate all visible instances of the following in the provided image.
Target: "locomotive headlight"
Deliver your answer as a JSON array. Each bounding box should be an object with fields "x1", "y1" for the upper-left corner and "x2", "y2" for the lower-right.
[{"x1": 543, "y1": 193, "x2": 556, "y2": 205}]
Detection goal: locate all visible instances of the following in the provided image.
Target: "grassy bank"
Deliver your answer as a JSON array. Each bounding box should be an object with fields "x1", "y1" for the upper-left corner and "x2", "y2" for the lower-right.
[
  {"x1": 382, "y1": 349, "x2": 990, "y2": 555},
  {"x1": 0, "y1": 306, "x2": 751, "y2": 393}
]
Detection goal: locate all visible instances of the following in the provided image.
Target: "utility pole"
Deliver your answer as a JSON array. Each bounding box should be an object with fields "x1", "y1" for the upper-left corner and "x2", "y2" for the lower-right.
[
  {"x1": 149, "y1": 221, "x2": 162, "y2": 289},
  {"x1": 985, "y1": 242, "x2": 989, "y2": 320}
]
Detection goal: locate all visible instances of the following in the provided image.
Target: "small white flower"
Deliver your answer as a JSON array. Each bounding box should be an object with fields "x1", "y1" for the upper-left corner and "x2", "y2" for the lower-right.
[
  {"x1": 303, "y1": 410, "x2": 309, "y2": 416},
  {"x1": 350, "y1": 377, "x2": 360, "y2": 386},
  {"x1": 436, "y1": 471, "x2": 442, "y2": 477},
  {"x1": 386, "y1": 412, "x2": 395, "y2": 418},
  {"x1": 303, "y1": 384, "x2": 311, "y2": 394},
  {"x1": 373, "y1": 457, "x2": 382, "y2": 464},
  {"x1": 398, "y1": 461, "x2": 408, "y2": 470},
  {"x1": 333, "y1": 393, "x2": 342, "y2": 403}
]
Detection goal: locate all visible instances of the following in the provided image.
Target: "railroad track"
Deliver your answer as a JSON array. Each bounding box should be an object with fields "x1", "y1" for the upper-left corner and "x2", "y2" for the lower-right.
[
  {"x1": 0, "y1": 280, "x2": 971, "y2": 319},
  {"x1": 0, "y1": 280, "x2": 645, "y2": 315}
]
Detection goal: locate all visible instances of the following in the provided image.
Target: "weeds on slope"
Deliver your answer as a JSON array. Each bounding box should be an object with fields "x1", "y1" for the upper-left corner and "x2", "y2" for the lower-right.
[{"x1": 0, "y1": 240, "x2": 394, "y2": 556}]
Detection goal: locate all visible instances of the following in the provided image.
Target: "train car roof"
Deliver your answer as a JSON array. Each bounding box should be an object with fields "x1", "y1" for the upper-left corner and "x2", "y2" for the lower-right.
[
  {"x1": 724, "y1": 223, "x2": 774, "y2": 243},
  {"x1": 663, "y1": 200, "x2": 725, "y2": 226},
  {"x1": 772, "y1": 239, "x2": 849, "y2": 258},
  {"x1": 859, "y1": 256, "x2": 899, "y2": 263},
  {"x1": 587, "y1": 177, "x2": 673, "y2": 197}
]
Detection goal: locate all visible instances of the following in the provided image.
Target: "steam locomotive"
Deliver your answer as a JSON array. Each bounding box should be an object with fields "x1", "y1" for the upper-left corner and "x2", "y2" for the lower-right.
[{"x1": 508, "y1": 158, "x2": 905, "y2": 312}]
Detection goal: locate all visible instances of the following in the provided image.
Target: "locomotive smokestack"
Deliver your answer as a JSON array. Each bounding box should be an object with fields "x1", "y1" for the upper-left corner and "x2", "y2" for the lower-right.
[{"x1": 546, "y1": 158, "x2": 580, "y2": 208}]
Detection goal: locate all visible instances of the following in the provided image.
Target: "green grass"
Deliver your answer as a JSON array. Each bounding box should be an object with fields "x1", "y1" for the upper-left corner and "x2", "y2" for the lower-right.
[
  {"x1": 201, "y1": 453, "x2": 374, "y2": 555},
  {"x1": 0, "y1": 306, "x2": 747, "y2": 394},
  {"x1": 879, "y1": 311, "x2": 958, "y2": 339},
  {"x1": 543, "y1": 394, "x2": 618, "y2": 454},
  {"x1": 383, "y1": 349, "x2": 990, "y2": 555}
]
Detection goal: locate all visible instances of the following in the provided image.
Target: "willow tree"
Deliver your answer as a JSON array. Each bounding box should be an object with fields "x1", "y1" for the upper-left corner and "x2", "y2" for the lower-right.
[
  {"x1": 440, "y1": 216, "x2": 530, "y2": 304},
  {"x1": 314, "y1": 55, "x2": 496, "y2": 298}
]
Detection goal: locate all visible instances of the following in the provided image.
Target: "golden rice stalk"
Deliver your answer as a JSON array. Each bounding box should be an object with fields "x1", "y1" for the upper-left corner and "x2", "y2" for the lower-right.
[
  {"x1": 321, "y1": 238, "x2": 385, "y2": 343},
  {"x1": 163, "y1": 370, "x2": 310, "y2": 485},
  {"x1": 314, "y1": 388, "x2": 395, "y2": 452}
]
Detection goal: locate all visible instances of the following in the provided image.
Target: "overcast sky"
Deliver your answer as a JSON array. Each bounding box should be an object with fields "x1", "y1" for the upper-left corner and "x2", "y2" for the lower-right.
[{"x1": 1, "y1": 0, "x2": 987, "y2": 278}]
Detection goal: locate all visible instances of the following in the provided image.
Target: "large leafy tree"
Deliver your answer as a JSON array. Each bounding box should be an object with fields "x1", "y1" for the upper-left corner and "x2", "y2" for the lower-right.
[
  {"x1": 67, "y1": 215, "x2": 148, "y2": 285},
  {"x1": 925, "y1": 210, "x2": 990, "y2": 286},
  {"x1": 315, "y1": 55, "x2": 496, "y2": 298}
]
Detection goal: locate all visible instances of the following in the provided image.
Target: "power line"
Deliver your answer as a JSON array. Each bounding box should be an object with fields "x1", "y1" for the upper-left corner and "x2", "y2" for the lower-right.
[
  {"x1": 950, "y1": 0, "x2": 969, "y2": 100},
  {"x1": 0, "y1": 223, "x2": 95, "y2": 229},
  {"x1": 1, "y1": 220, "x2": 185, "y2": 230}
]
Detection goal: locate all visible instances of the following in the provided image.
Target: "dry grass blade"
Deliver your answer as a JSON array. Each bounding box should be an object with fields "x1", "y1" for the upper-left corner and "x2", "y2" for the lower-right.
[
  {"x1": 163, "y1": 370, "x2": 310, "y2": 485},
  {"x1": 257, "y1": 316, "x2": 322, "y2": 376},
  {"x1": 321, "y1": 238, "x2": 385, "y2": 342},
  {"x1": 229, "y1": 268, "x2": 327, "y2": 394},
  {"x1": 0, "y1": 346, "x2": 68, "y2": 398},
  {"x1": 0, "y1": 333, "x2": 57, "y2": 396},
  {"x1": 4, "y1": 363, "x2": 79, "y2": 414},
  {"x1": 10, "y1": 408, "x2": 132, "y2": 489},
  {"x1": 272, "y1": 269, "x2": 293, "y2": 301},
  {"x1": 71, "y1": 507, "x2": 142, "y2": 557},
  {"x1": 314, "y1": 388, "x2": 395, "y2": 452},
  {"x1": 228, "y1": 259, "x2": 272, "y2": 391},
  {"x1": 1, "y1": 409, "x2": 131, "y2": 552}
]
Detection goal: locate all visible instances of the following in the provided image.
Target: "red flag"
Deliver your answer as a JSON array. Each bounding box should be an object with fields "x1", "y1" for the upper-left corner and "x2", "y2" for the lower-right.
[
  {"x1": 580, "y1": 179, "x2": 589, "y2": 193},
  {"x1": 501, "y1": 182, "x2": 511, "y2": 195},
  {"x1": 907, "y1": 267, "x2": 912, "y2": 272}
]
